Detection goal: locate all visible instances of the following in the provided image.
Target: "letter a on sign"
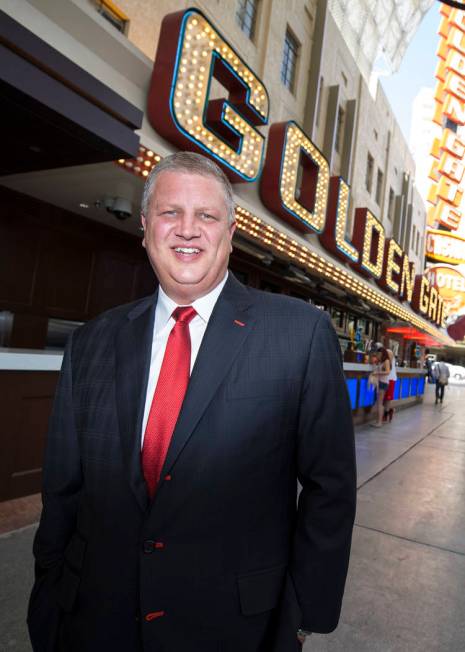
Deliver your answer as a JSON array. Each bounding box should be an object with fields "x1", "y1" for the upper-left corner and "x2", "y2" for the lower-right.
[{"x1": 148, "y1": 9, "x2": 269, "y2": 183}]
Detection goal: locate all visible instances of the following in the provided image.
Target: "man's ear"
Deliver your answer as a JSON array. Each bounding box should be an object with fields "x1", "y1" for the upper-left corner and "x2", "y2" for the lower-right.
[
  {"x1": 229, "y1": 220, "x2": 237, "y2": 252},
  {"x1": 141, "y1": 214, "x2": 147, "y2": 248}
]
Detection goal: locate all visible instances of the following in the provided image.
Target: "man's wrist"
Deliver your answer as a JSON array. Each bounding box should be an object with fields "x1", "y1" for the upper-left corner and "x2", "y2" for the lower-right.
[{"x1": 297, "y1": 628, "x2": 312, "y2": 637}]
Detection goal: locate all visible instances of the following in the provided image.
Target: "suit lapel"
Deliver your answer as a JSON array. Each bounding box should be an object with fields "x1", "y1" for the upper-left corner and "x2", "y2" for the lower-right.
[
  {"x1": 159, "y1": 275, "x2": 254, "y2": 484},
  {"x1": 115, "y1": 293, "x2": 157, "y2": 512}
]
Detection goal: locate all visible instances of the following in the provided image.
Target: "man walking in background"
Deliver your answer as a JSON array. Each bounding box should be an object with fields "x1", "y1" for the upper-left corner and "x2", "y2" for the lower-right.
[
  {"x1": 434, "y1": 357, "x2": 450, "y2": 405},
  {"x1": 28, "y1": 152, "x2": 356, "y2": 651}
]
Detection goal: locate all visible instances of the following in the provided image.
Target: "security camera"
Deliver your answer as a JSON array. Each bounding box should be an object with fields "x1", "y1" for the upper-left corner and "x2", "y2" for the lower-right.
[{"x1": 103, "y1": 196, "x2": 133, "y2": 220}]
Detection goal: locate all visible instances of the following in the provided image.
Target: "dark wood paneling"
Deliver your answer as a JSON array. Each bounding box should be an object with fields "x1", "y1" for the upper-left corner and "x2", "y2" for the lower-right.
[
  {"x1": 0, "y1": 186, "x2": 155, "y2": 334},
  {"x1": 134, "y1": 260, "x2": 159, "y2": 299},
  {"x1": 89, "y1": 251, "x2": 139, "y2": 315},
  {"x1": 0, "y1": 371, "x2": 58, "y2": 501},
  {"x1": 37, "y1": 232, "x2": 95, "y2": 317},
  {"x1": 0, "y1": 216, "x2": 40, "y2": 306}
]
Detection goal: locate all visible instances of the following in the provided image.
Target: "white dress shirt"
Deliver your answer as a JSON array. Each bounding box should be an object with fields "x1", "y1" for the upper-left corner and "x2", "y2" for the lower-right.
[{"x1": 141, "y1": 272, "x2": 228, "y2": 446}]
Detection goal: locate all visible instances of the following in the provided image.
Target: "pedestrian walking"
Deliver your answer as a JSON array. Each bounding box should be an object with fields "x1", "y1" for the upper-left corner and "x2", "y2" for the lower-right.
[
  {"x1": 433, "y1": 357, "x2": 450, "y2": 404},
  {"x1": 370, "y1": 347, "x2": 391, "y2": 427},
  {"x1": 425, "y1": 350, "x2": 434, "y2": 383}
]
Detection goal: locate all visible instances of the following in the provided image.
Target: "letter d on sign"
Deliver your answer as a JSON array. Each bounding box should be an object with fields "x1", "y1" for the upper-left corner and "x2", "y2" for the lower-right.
[{"x1": 148, "y1": 9, "x2": 269, "y2": 183}]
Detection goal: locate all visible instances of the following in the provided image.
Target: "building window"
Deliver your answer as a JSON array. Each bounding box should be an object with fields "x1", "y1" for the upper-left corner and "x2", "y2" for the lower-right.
[
  {"x1": 94, "y1": 0, "x2": 128, "y2": 33},
  {"x1": 366, "y1": 152, "x2": 374, "y2": 193},
  {"x1": 335, "y1": 106, "x2": 345, "y2": 154},
  {"x1": 375, "y1": 168, "x2": 383, "y2": 205},
  {"x1": 388, "y1": 187, "x2": 395, "y2": 222},
  {"x1": 416, "y1": 229, "x2": 420, "y2": 255},
  {"x1": 236, "y1": 0, "x2": 259, "y2": 40},
  {"x1": 281, "y1": 29, "x2": 299, "y2": 92},
  {"x1": 316, "y1": 76, "x2": 324, "y2": 126}
]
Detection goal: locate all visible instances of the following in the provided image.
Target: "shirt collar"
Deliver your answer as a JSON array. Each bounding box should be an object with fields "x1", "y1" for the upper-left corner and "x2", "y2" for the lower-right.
[{"x1": 155, "y1": 272, "x2": 228, "y2": 332}]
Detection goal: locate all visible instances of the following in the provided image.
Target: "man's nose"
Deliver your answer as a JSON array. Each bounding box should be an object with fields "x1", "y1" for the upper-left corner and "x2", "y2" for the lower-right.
[{"x1": 176, "y1": 213, "x2": 200, "y2": 239}]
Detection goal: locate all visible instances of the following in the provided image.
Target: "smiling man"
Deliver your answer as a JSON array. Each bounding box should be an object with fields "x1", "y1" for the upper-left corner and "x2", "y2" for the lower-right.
[
  {"x1": 29, "y1": 152, "x2": 356, "y2": 652},
  {"x1": 140, "y1": 159, "x2": 236, "y2": 305}
]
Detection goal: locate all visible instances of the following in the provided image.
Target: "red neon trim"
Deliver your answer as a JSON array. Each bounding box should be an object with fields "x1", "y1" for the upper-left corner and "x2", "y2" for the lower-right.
[{"x1": 145, "y1": 611, "x2": 165, "y2": 621}]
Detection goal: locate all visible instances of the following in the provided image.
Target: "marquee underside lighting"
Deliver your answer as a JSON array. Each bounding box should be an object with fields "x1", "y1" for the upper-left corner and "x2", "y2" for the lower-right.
[
  {"x1": 116, "y1": 145, "x2": 161, "y2": 178},
  {"x1": 234, "y1": 206, "x2": 454, "y2": 346}
]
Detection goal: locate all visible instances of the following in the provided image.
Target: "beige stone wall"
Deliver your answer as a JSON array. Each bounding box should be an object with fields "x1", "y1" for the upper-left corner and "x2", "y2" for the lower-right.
[
  {"x1": 105, "y1": 0, "x2": 317, "y2": 131},
  {"x1": 313, "y1": 12, "x2": 425, "y2": 272}
]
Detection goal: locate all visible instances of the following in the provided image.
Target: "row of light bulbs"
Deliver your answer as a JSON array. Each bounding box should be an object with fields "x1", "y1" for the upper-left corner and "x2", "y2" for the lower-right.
[
  {"x1": 116, "y1": 145, "x2": 161, "y2": 178},
  {"x1": 234, "y1": 206, "x2": 452, "y2": 344}
]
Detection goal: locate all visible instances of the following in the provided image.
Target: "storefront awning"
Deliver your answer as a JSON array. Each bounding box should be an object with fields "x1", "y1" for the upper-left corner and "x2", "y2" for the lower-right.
[{"x1": 0, "y1": 9, "x2": 143, "y2": 175}]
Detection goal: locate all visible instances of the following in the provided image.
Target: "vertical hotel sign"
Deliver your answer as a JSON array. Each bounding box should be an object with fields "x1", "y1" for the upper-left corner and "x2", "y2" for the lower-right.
[{"x1": 426, "y1": 3, "x2": 465, "y2": 265}]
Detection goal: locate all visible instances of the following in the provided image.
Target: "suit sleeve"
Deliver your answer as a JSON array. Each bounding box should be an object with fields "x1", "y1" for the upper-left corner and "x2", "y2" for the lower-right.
[
  {"x1": 28, "y1": 331, "x2": 83, "y2": 651},
  {"x1": 291, "y1": 310, "x2": 356, "y2": 633}
]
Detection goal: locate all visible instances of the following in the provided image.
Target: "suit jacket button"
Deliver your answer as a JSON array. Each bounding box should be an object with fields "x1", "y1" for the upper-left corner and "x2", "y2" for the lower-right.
[
  {"x1": 143, "y1": 540, "x2": 155, "y2": 554},
  {"x1": 145, "y1": 611, "x2": 165, "y2": 622}
]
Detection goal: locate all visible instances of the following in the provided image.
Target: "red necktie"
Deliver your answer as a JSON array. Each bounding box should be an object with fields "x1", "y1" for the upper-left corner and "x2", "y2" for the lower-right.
[{"x1": 142, "y1": 306, "x2": 197, "y2": 499}]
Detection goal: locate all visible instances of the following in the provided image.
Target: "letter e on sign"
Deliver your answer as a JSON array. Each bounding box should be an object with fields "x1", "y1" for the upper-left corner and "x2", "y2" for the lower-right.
[
  {"x1": 148, "y1": 9, "x2": 269, "y2": 183},
  {"x1": 318, "y1": 176, "x2": 358, "y2": 263}
]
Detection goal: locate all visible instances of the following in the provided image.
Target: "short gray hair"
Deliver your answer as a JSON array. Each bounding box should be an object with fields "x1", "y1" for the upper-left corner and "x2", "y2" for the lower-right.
[{"x1": 141, "y1": 151, "x2": 236, "y2": 224}]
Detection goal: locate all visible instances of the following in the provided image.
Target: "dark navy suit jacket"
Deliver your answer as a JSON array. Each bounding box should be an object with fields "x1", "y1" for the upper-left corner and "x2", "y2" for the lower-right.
[{"x1": 28, "y1": 273, "x2": 356, "y2": 652}]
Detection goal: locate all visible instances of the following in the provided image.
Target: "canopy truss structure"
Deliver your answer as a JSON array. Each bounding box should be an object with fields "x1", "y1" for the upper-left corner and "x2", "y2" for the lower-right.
[{"x1": 328, "y1": 0, "x2": 435, "y2": 82}]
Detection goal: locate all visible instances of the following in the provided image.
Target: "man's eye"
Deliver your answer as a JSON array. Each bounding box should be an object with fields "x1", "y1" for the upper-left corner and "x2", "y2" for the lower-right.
[
  {"x1": 200, "y1": 212, "x2": 216, "y2": 221},
  {"x1": 161, "y1": 210, "x2": 177, "y2": 216}
]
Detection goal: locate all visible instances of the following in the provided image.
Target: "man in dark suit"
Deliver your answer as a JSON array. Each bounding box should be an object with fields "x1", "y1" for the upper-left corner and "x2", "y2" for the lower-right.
[{"x1": 28, "y1": 151, "x2": 356, "y2": 651}]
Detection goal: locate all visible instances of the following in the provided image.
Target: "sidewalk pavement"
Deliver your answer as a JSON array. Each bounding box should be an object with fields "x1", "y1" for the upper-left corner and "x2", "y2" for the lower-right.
[
  {"x1": 1, "y1": 383, "x2": 464, "y2": 651},
  {"x1": 306, "y1": 382, "x2": 465, "y2": 651}
]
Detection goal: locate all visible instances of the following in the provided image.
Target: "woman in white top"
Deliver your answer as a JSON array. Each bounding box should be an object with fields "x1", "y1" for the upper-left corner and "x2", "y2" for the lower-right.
[{"x1": 371, "y1": 347, "x2": 391, "y2": 427}]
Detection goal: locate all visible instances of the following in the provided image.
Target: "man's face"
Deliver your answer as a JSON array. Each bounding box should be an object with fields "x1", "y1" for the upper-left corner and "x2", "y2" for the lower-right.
[{"x1": 141, "y1": 170, "x2": 236, "y2": 304}]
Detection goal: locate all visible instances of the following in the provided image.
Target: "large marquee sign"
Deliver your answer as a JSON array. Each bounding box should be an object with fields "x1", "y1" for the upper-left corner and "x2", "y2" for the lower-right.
[{"x1": 148, "y1": 8, "x2": 443, "y2": 327}]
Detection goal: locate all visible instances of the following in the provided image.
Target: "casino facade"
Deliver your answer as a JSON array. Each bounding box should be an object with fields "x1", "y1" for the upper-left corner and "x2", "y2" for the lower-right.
[{"x1": 0, "y1": 0, "x2": 454, "y2": 501}]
